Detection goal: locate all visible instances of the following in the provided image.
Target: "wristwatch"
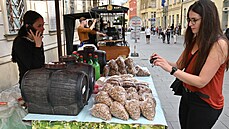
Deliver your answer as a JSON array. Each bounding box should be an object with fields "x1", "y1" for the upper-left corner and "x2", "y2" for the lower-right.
[{"x1": 170, "y1": 67, "x2": 178, "y2": 75}]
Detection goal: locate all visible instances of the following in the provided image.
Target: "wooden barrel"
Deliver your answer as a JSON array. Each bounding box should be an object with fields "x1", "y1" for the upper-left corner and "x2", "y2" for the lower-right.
[
  {"x1": 67, "y1": 62, "x2": 95, "y2": 98},
  {"x1": 21, "y1": 67, "x2": 89, "y2": 115},
  {"x1": 60, "y1": 56, "x2": 95, "y2": 98}
]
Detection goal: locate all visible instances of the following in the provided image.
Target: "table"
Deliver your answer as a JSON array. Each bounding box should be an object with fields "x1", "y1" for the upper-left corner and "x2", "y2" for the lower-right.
[
  {"x1": 23, "y1": 76, "x2": 167, "y2": 129},
  {"x1": 98, "y1": 39, "x2": 123, "y2": 46}
]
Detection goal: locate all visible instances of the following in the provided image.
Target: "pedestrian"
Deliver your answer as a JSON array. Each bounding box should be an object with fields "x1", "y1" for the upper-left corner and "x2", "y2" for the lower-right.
[
  {"x1": 11, "y1": 10, "x2": 45, "y2": 88},
  {"x1": 171, "y1": 24, "x2": 174, "y2": 38},
  {"x1": 77, "y1": 17, "x2": 106, "y2": 49},
  {"x1": 178, "y1": 24, "x2": 182, "y2": 35},
  {"x1": 224, "y1": 28, "x2": 229, "y2": 40},
  {"x1": 161, "y1": 28, "x2": 166, "y2": 43},
  {"x1": 150, "y1": 0, "x2": 229, "y2": 128},
  {"x1": 145, "y1": 26, "x2": 151, "y2": 44},
  {"x1": 153, "y1": 26, "x2": 156, "y2": 35},
  {"x1": 87, "y1": 20, "x2": 104, "y2": 48},
  {"x1": 166, "y1": 26, "x2": 171, "y2": 44},
  {"x1": 174, "y1": 26, "x2": 179, "y2": 44},
  {"x1": 158, "y1": 26, "x2": 162, "y2": 39}
]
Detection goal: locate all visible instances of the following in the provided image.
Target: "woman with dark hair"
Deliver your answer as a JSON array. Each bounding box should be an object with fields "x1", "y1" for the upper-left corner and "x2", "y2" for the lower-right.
[
  {"x1": 150, "y1": 0, "x2": 229, "y2": 128},
  {"x1": 12, "y1": 10, "x2": 45, "y2": 87}
]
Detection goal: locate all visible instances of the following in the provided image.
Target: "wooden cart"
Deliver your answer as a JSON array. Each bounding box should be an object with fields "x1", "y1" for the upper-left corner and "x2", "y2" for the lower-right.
[{"x1": 91, "y1": 5, "x2": 130, "y2": 60}]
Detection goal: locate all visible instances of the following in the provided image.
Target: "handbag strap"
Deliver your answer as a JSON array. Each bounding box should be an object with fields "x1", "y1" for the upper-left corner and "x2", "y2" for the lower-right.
[
  {"x1": 182, "y1": 50, "x2": 210, "y2": 99},
  {"x1": 184, "y1": 50, "x2": 198, "y2": 71}
]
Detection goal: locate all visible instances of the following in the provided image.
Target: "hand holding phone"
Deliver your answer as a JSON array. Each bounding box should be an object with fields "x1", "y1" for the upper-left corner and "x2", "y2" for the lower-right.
[
  {"x1": 150, "y1": 55, "x2": 157, "y2": 67},
  {"x1": 26, "y1": 24, "x2": 43, "y2": 47},
  {"x1": 150, "y1": 57, "x2": 157, "y2": 64},
  {"x1": 26, "y1": 24, "x2": 37, "y2": 34}
]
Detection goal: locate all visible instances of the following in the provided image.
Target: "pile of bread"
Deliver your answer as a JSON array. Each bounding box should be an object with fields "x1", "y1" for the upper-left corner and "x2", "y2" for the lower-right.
[
  {"x1": 91, "y1": 74, "x2": 156, "y2": 121},
  {"x1": 103, "y1": 57, "x2": 150, "y2": 77}
]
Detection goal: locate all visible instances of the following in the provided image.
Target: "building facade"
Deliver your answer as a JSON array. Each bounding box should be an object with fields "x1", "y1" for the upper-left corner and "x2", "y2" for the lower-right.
[
  {"x1": 140, "y1": 0, "x2": 157, "y2": 28},
  {"x1": 137, "y1": 0, "x2": 228, "y2": 34},
  {"x1": 0, "y1": 0, "x2": 98, "y2": 91},
  {"x1": 129, "y1": 0, "x2": 137, "y2": 20}
]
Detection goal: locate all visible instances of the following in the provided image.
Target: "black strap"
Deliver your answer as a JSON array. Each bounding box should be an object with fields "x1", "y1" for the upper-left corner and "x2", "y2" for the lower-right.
[
  {"x1": 182, "y1": 50, "x2": 210, "y2": 99},
  {"x1": 195, "y1": 91, "x2": 210, "y2": 99},
  {"x1": 184, "y1": 50, "x2": 198, "y2": 71}
]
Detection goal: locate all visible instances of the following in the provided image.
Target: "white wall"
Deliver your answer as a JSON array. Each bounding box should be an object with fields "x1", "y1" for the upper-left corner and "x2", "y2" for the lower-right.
[{"x1": 0, "y1": 1, "x2": 68, "y2": 91}]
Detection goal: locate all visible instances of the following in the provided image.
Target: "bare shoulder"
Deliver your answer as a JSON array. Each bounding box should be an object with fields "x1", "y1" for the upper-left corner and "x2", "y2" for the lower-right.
[
  {"x1": 217, "y1": 38, "x2": 228, "y2": 47},
  {"x1": 211, "y1": 38, "x2": 229, "y2": 63},
  {"x1": 215, "y1": 38, "x2": 228, "y2": 54}
]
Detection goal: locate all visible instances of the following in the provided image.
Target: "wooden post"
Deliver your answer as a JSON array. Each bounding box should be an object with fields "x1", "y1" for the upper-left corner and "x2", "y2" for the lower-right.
[{"x1": 55, "y1": 0, "x2": 62, "y2": 61}]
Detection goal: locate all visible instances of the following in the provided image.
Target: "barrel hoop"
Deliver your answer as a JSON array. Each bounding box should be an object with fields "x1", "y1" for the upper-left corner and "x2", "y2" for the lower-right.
[
  {"x1": 47, "y1": 70, "x2": 55, "y2": 114},
  {"x1": 75, "y1": 71, "x2": 88, "y2": 106},
  {"x1": 20, "y1": 70, "x2": 30, "y2": 103}
]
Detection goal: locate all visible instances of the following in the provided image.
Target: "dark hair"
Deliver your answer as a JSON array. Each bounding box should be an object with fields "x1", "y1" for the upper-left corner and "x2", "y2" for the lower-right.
[
  {"x1": 79, "y1": 17, "x2": 86, "y2": 23},
  {"x1": 12, "y1": 10, "x2": 43, "y2": 63},
  {"x1": 181, "y1": 0, "x2": 229, "y2": 73},
  {"x1": 88, "y1": 20, "x2": 93, "y2": 24},
  {"x1": 88, "y1": 20, "x2": 93, "y2": 26},
  {"x1": 17, "y1": 10, "x2": 43, "y2": 37}
]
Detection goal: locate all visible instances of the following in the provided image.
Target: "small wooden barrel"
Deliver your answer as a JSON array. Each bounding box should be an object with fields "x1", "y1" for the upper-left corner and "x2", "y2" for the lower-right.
[{"x1": 21, "y1": 66, "x2": 89, "y2": 116}]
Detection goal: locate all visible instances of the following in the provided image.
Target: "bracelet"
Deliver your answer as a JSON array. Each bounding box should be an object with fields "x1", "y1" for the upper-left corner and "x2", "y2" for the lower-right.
[{"x1": 170, "y1": 67, "x2": 178, "y2": 75}]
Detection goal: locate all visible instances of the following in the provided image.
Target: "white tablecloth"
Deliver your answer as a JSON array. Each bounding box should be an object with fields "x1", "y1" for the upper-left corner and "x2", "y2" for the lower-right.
[{"x1": 23, "y1": 76, "x2": 167, "y2": 126}]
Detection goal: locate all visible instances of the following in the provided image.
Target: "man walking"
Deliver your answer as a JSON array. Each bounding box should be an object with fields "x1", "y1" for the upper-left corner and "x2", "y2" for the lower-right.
[
  {"x1": 166, "y1": 26, "x2": 171, "y2": 44},
  {"x1": 145, "y1": 26, "x2": 151, "y2": 44}
]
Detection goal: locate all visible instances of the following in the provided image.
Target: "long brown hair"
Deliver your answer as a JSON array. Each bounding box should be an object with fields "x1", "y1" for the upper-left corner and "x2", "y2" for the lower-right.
[{"x1": 181, "y1": 0, "x2": 229, "y2": 74}]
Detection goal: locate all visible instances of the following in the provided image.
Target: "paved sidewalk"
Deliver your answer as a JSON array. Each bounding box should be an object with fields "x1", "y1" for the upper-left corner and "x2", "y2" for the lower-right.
[{"x1": 126, "y1": 32, "x2": 229, "y2": 129}]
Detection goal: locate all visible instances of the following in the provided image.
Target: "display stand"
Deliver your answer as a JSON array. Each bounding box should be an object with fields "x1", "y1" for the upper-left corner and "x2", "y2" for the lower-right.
[{"x1": 23, "y1": 70, "x2": 167, "y2": 128}]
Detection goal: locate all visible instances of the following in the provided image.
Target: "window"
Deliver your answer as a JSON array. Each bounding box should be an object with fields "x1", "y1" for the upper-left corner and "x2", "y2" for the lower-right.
[
  {"x1": 149, "y1": 0, "x2": 156, "y2": 8},
  {"x1": 176, "y1": 14, "x2": 179, "y2": 26},
  {"x1": 223, "y1": 0, "x2": 229, "y2": 7},
  {"x1": 70, "y1": 0, "x2": 74, "y2": 14},
  {"x1": 183, "y1": 8, "x2": 187, "y2": 28},
  {"x1": 172, "y1": 15, "x2": 174, "y2": 25},
  {"x1": 6, "y1": 0, "x2": 25, "y2": 34}
]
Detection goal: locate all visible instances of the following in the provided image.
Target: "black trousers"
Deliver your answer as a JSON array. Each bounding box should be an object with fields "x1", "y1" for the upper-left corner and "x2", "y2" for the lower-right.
[
  {"x1": 179, "y1": 91, "x2": 222, "y2": 129},
  {"x1": 167, "y1": 33, "x2": 170, "y2": 43}
]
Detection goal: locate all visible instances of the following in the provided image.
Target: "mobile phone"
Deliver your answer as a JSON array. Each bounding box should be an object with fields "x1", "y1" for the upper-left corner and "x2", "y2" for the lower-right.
[
  {"x1": 26, "y1": 24, "x2": 37, "y2": 34},
  {"x1": 150, "y1": 57, "x2": 157, "y2": 64}
]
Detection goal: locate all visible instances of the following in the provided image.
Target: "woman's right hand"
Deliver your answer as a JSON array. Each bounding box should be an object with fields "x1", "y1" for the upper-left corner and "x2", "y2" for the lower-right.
[
  {"x1": 29, "y1": 29, "x2": 43, "y2": 47},
  {"x1": 150, "y1": 53, "x2": 159, "y2": 64},
  {"x1": 150, "y1": 53, "x2": 172, "y2": 73}
]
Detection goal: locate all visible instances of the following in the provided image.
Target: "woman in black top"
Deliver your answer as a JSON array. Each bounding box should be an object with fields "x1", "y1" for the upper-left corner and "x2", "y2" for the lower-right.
[{"x1": 12, "y1": 10, "x2": 45, "y2": 87}]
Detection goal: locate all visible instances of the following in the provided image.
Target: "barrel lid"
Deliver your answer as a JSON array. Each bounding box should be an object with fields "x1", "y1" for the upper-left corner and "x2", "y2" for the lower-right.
[
  {"x1": 60, "y1": 55, "x2": 77, "y2": 62},
  {"x1": 45, "y1": 62, "x2": 67, "y2": 69}
]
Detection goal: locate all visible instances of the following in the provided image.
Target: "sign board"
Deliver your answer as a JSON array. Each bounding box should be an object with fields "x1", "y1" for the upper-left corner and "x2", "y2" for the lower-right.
[
  {"x1": 129, "y1": 16, "x2": 142, "y2": 42},
  {"x1": 130, "y1": 16, "x2": 142, "y2": 27},
  {"x1": 131, "y1": 30, "x2": 140, "y2": 39}
]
